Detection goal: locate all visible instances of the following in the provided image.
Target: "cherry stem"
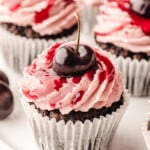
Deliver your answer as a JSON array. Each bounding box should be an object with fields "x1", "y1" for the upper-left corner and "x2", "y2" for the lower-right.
[{"x1": 74, "y1": 13, "x2": 80, "y2": 54}]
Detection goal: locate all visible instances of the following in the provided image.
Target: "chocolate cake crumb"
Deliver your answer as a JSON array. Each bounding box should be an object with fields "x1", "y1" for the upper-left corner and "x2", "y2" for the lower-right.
[
  {"x1": 0, "y1": 23, "x2": 77, "y2": 40},
  {"x1": 95, "y1": 37, "x2": 150, "y2": 61},
  {"x1": 29, "y1": 95, "x2": 124, "y2": 123}
]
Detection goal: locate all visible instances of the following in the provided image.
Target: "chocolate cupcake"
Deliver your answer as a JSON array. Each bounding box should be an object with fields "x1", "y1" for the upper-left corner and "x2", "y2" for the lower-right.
[
  {"x1": 0, "y1": 0, "x2": 80, "y2": 72},
  {"x1": 21, "y1": 39, "x2": 129, "y2": 150},
  {"x1": 94, "y1": 1, "x2": 150, "y2": 96},
  {"x1": 142, "y1": 113, "x2": 150, "y2": 150}
]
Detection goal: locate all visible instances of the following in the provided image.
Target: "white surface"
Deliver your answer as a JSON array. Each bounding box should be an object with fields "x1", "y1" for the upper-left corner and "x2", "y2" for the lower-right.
[
  {"x1": 0, "y1": 51, "x2": 150, "y2": 150},
  {"x1": 0, "y1": 139, "x2": 13, "y2": 150}
]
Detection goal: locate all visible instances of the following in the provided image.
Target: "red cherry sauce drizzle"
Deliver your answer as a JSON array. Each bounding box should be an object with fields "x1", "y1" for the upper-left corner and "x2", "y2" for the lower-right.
[
  {"x1": 10, "y1": 3, "x2": 21, "y2": 11},
  {"x1": 46, "y1": 43, "x2": 62, "y2": 66},
  {"x1": 118, "y1": 2, "x2": 150, "y2": 35},
  {"x1": 95, "y1": 52, "x2": 115, "y2": 83},
  {"x1": 99, "y1": 71, "x2": 107, "y2": 85},
  {"x1": 95, "y1": 24, "x2": 125, "y2": 36},
  {"x1": 72, "y1": 77, "x2": 81, "y2": 84},
  {"x1": 26, "y1": 39, "x2": 61, "y2": 76},
  {"x1": 1, "y1": 0, "x2": 21, "y2": 11},
  {"x1": 71, "y1": 68, "x2": 97, "y2": 105},
  {"x1": 64, "y1": 0, "x2": 74, "y2": 6},
  {"x1": 25, "y1": 43, "x2": 62, "y2": 99},
  {"x1": 71, "y1": 91, "x2": 84, "y2": 105},
  {"x1": 96, "y1": 1, "x2": 150, "y2": 36},
  {"x1": 22, "y1": 89, "x2": 38, "y2": 100},
  {"x1": 50, "y1": 103, "x2": 56, "y2": 108},
  {"x1": 109, "y1": 0, "x2": 130, "y2": 3},
  {"x1": 54, "y1": 77, "x2": 67, "y2": 91},
  {"x1": 27, "y1": 63, "x2": 37, "y2": 75},
  {"x1": 50, "y1": 101, "x2": 62, "y2": 109},
  {"x1": 86, "y1": 69, "x2": 97, "y2": 81},
  {"x1": 34, "y1": 0, "x2": 54, "y2": 24},
  {"x1": 72, "y1": 67, "x2": 97, "y2": 84},
  {"x1": 95, "y1": 0, "x2": 129, "y2": 36}
]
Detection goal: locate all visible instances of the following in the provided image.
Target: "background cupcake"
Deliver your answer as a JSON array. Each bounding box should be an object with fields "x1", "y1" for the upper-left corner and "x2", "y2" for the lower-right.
[
  {"x1": 94, "y1": 1, "x2": 150, "y2": 96},
  {"x1": 142, "y1": 113, "x2": 150, "y2": 150},
  {"x1": 0, "y1": 0, "x2": 80, "y2": 73},
  {"x1": 21, "y1": 40, "x2": 129, "y2": 150}
]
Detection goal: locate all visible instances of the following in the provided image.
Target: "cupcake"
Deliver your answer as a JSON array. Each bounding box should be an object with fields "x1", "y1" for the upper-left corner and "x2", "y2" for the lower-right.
[
  {"x1": 0, "y1": 0, "x2": 79, "y2": 73},
  {"x1": 20, "y1": 32, "x2": 129, "y2": 149},
  {"x1": 142, "y1": 113, "x2": 150, "y2": 150},
  {"x1": 94, "y1": 0, "x2": 150, "y2": 96}
]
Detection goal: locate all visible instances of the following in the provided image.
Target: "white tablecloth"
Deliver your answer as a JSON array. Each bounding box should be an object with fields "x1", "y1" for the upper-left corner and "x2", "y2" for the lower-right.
[{"x1": 0, "y1": 50, "x2": 150, "y2": 150}]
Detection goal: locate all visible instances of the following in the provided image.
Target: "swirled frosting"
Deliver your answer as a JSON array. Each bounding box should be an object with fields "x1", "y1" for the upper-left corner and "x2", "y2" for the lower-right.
[
  {"x1": 21, "y1": 42, "x2": 123, "y2": 114},
  {"x1": 0, "y1": 0, "x2": 79, "y2": 35},
  {"x1": 94, "y1": 2, "x2": 150, "y2": 55}
]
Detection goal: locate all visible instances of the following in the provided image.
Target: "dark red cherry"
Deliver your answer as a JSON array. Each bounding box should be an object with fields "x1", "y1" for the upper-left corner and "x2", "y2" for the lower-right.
[
  {"x1": 0, "y1": 82, "x2": 13, "y2": 120},
  {"x1": 53, "y1": 45, "x2": 96, "y2": 76},
  {"x1": 78, "y1": 45, "x2": 95, "y2": 65},
  {"x1": 0, "y1": 71, "x2": 9, "y2": 85},
  {"x1": 130, "y1": 0, "x2": 150, "y2": 18}
]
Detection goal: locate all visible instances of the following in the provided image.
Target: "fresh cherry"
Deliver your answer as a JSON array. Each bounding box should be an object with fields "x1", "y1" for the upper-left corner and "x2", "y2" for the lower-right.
[
  {"x1": 130, "y1": 0, "x2": 150, "y2": 18},
  {"x1": 53, "y1": 45, "x2": 96, "y2": 76},
  {"x1": 53, "y1": 14, "x2": 96, "y2": 76},
  {"x1": 0, "y1": 71, "x2": 9, "y2": 85},
  {"x1": 0, "y1": 81, "x2": 13, "y2": 120}
]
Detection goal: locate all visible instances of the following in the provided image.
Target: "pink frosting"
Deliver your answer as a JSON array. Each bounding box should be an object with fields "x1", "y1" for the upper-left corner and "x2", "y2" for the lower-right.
[
  {"x1": 0, "y1": 0, "x2": 79, "y2": 35},
  {"x1": 94, "y1": 2, "x2": 150, "y2": 55},
  {"x1": 21, "y1": 42, "x2": 123, "y2": 114}
]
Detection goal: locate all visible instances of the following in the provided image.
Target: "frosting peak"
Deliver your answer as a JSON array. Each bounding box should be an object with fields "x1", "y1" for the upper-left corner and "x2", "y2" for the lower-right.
[{"x1": 21, "y1": 43, "x2": 123, "y2": 114}]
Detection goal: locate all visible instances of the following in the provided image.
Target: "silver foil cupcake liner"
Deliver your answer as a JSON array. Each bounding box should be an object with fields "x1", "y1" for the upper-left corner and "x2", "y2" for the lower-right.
[
  {"x1": 0, "y1": 27, "x2": 76, "y2": 73},
  {"x1": 142, "y1": 113, "x2": 150, "y2": 150},
  {"x1": 22, "y1": 90, "x2": 129, "y2": 150},
  {"x1": 115, "y1": 56, "x2": 150, "y2": 96}
]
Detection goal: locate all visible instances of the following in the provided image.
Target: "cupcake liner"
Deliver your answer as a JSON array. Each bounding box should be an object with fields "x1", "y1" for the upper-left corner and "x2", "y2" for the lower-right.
[
  {"x1": 81, "y1": 6, "x2": 99, "y2": 35},
  {"x1": 22, "y1": 90, "x2": 129, "y2": 150},
  {"x1": 0, "y1": 27, "x2": 76, "y2": 73},
  {"x1": 115, "y1": 56, "x2": 150, "y2": 96},
  {"x1": 142, "y1": 113, "x2": 150, "y2": 150}
]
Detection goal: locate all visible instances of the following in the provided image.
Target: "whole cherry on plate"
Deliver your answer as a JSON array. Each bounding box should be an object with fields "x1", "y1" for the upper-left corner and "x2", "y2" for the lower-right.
[
  {"x1": 130, "y1": 0, "x2": 150, "y2": 18},
  {"x1": 0, "y1": 81, "x2": 13, "y2": 120}
]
